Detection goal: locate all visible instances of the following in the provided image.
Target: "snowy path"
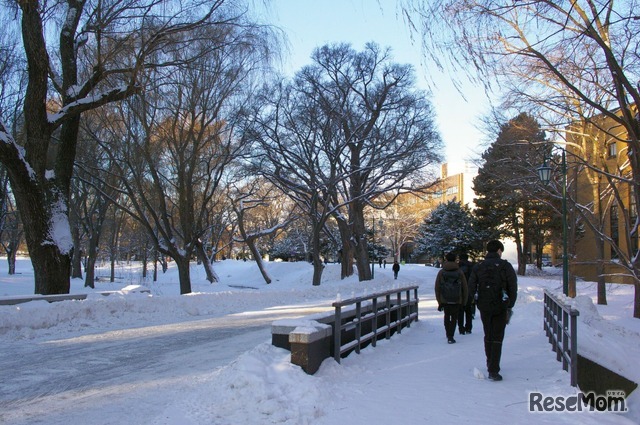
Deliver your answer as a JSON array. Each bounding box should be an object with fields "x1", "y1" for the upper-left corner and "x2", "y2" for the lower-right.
[
  {"x1": 309, "y1": 285, "x2": 631, "y2": 425},
  {"x1": 0, "y1": 303, "x2": 332, "y2": 425},
  {"x1": 0, "y1": 261, "x2": 636, "y2": 425}
]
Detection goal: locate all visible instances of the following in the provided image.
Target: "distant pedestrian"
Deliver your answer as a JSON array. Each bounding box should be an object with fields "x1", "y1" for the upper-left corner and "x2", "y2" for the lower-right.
[
  {"x1": 435, "y1": 252, "x2": 468, "y2": 344},
  {"x1": 392, "y1": 261, "x2": 400, "y2": 279},
  {"x1": 379, "y1": 258, "x2": 383, "y2": 268},
  {"x1": 383, "y1": 260, "x2": 387, "y2": 269},
  {"x1": 468, "y1": 240, "x2": 518, "y2": 381},
  {"x1": 457, "y1": 253, "x2": 474, "y2": 335}
]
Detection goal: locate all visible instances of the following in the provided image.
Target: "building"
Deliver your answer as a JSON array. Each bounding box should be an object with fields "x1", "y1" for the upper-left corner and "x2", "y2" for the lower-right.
[
  {"x1": 565, "y1": 109, "x2": 638, "y2": 284},
  {"x1": 377, "y1": 162, "x2": 477, "y2": 262},
  {"x1": 424, "y1": 161, "x2": 477, "y2": 211}
]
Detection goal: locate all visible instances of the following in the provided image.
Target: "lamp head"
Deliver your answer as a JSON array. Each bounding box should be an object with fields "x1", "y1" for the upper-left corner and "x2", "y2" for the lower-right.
[{"x1": 537, "y1": 161, "x2": 552, "y2": 185}]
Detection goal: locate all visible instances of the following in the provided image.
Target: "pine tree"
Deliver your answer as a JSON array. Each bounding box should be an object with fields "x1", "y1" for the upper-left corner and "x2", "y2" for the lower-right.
[
  {"x1": 473, "y1": 113, "x2": 556, "y2": 274},
  {"x1": 413, "y1": 200, "x2": 482, "y2": 260}
]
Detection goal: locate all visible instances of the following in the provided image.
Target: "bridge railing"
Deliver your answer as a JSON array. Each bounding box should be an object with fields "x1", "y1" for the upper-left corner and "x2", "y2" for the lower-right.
[
  {"x1": 543, "y1": 289, "x2": 579, "y2": 386},
  {"x1": 271, "y1": 285, "x2": 419, "y2": 374},
  {"x1": 332, "y1": 285, "x2": 419, "y2": 363}
]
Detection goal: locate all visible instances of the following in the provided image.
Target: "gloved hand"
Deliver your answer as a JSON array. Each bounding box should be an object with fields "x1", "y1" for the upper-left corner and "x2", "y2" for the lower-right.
[
  {"x1": 438, "y1": 305, "x2": 443, "y2": 312},
  {"x1": 506, "y1": 308, "x2": 513, "y2": 324}
]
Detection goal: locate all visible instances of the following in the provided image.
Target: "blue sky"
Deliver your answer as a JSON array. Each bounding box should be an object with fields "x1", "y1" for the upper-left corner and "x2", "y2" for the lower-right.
[{"x1": 262, "y1": 0, "x2": 490, "y2": 166}]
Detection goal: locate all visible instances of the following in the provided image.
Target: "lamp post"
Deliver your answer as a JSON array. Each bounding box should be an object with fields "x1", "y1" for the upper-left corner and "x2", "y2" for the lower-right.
[{"x1": 537, "y1": 149, "x2": 569, "y2": 296}]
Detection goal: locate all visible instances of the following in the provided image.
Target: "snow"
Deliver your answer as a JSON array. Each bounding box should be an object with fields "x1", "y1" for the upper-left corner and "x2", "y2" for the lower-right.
[
  {"x1": 44, "y1": 198, "x2": 74, "y2": 254},
  {"x1": 1, "y1": 257, "x2": 638, "y2": 424},
  {"x1": 47, "y1": 85, "x2": 130, "y2": 124}
]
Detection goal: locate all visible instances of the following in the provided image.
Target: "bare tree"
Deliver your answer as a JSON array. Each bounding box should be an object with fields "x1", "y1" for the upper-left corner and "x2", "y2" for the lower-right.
[
  {"x1": 0, "y1": 167, "x2": 23, "y2": 274},
  {"x1": 308, "y1": 43, "x2": 442, "y2": 281},
  {"x1": 248, "y1": 42, "x2": 442, "y2": 284},
  {"x1": 71, "y1": 139, "x2": 120, "y2": 288},
  {"x1": 405, "y1": 1, "x2": 640, "y2": 316},
  {"x1": 245, "y1": 69, "x2": 350, "y2": 285},
  {"x1": 377, "y1": 193, "x2": 427, "y2": 263},
  {"x1": 96, "y1": 21, "x2": 273, "y2": 294},
  {"x1": 0, "y1": 18, "x2": 25, "y2": 276},
  {"x1": 0, "y1": 0, "x2": 242, "y2": 294},
  {"x1": 229, "y1": 179, "x2": 295, "y2": 284}
]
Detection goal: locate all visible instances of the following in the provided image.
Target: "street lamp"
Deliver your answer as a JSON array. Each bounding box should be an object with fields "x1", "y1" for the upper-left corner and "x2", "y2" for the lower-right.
[{"x1": 538, "y1": 149, "x2": 569, "y2": 296}]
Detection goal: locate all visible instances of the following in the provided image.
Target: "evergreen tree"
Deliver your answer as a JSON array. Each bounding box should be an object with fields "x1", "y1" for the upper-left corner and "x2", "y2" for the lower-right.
[
  {"x1": 473, "y1": 113, "x2": 556, "y2": 274},
  {"x1": 413, "y1": 200, "x2": 482, "y2": 260}
]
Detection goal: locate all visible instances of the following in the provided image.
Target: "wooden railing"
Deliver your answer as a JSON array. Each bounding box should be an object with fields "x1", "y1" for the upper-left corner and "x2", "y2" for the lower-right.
[
  {"x1": 332, "y1": 286, "x2": 419, "y2": 363},
  {"x1": 543, "y1": 289, "x2": 580, "y2": 386}
]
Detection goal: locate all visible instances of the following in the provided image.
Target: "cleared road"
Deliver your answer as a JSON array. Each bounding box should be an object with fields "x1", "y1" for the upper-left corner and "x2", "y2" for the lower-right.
[{"x1": 0, "y1": 303, "x2": 332, "y2": 425}]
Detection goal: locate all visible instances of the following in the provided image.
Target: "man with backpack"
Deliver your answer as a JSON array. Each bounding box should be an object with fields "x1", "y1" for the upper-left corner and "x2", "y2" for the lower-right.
[
  {"x1": 468, "y1": 240, "x2": 518, "y2": 381},
  {"x1": 435, "y1": 252, "x2": 468, "y2": 344}
]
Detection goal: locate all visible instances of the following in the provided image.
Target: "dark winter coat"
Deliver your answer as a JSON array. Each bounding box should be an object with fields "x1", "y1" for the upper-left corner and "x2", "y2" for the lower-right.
[
  {"x1": 467, "y1": 252, "x2": 518, "y2": 310},
  {"x1": 434, "y1": 260, "x2": 469, "y2": 306},
  {"x1": 458, "y1": 259, "x2": 474, "y2": 304},
  {"x1": 392, "y1": 262, "x2": 400, "y2": 272}
]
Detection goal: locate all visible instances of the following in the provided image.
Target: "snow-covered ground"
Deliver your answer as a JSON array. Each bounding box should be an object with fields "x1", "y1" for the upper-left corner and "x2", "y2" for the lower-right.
[{"x1": 1, "y1": 257, "x2": 638, "y2": 424}]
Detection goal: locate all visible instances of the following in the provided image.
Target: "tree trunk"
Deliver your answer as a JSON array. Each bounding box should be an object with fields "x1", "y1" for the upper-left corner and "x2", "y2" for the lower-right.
[
  {"x1": 85, "y1": 255, "x2": 97, "y2": 289},
  {"x1": 174, "y1": 255, "x2": 192, "y2": 295},
  {"x1": 245, "y1": 238, "x2": 271, "y2": 284},
  {"x1": 16, "y1": 194, "x2": 72, "y2": 294},
  {"x1": 634, "y1": 282, "x2": 640, "y2": 318},
  {"x1": 153, "y1": 251, "x2": 158, "y2": 282},
  {"x1": 10, "y1": 178, "x2": 72, "y2": 294},
  {"x1": 70, "y1": 223, "x2": 83, "y2": 279},
  {"x1": 31, "y1": 245, "x2": 71, "y2": 295},
  {"x1": 7, "y1": 249, "x2": 16, "y2": 275},
  {"x1": 84, "y1": 232, "x2": 101, "y2": 288},
  {"x1": 196, "y1": 242, "x2": 219, "y2": 283},
  {"x1": 142, "y1": 247, "x2": 148, "y2": 279},
  {"x1": 110, "y1": 253, "x2": 116, "y2": 282},
  {"x1": 595, "y1": 235, "x2": 607, "y2": 303},
  {"x1": 335, "y1": 215, "x2": 355, "y2": 279},
  {"x1": 512, "y1": 212, "x2": 526, "y2": 276},
  {"x1": 352, "y1": 209, "x2": 371, "y2": 281},
  {"x1": 160, "y1": 256, "x2": 168, "y2": 273},
  {"x1": 71, "y1": 247, "x2": 83, "y2": 279},
  {"x1": 311, "y1": 234, "x2": 324, "y2": 286}
]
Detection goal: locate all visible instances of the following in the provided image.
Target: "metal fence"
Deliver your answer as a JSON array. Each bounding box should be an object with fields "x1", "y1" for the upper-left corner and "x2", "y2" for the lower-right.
[
  {"x1": 332, "y1": 286, "x2": 419, "y2": 363},
  {"x1": 543, "y1": 289, "x2": 580, "y2": 386}
]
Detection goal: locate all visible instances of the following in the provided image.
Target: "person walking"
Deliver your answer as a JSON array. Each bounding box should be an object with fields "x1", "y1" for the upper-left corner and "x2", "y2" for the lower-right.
[
  {"x1": 467, "y1": 240, "x2": 518, "y2": 381},
  {"x1": 392, "y1": 261, "x2": 400, "y2": 279},
  {"x1": 457, "y1": 253, "x2": 474, "y2": 334},
  {"x1": 435, "y1": 252, "x2": 468, "y2": 344}
]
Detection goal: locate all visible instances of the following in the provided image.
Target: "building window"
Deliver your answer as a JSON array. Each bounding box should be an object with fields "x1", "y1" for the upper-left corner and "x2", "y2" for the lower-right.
[
  {"x1": 608, "y1": 142, "x2": 617, "y2": 158},
  {"x1": 610, "y1": 204, "x2": 619, "y2": 259}
]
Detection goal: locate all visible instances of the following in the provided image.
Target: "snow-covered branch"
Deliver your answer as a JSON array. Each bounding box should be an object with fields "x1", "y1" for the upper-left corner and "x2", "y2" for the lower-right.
[{"x1": 48, "y1": 85, "x2": 140, "y2": 126}]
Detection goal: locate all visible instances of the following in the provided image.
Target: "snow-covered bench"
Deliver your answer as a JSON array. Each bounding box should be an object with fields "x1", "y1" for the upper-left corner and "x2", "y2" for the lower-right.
[{"x1": 0, "y1": 285, "x2": 151, "y2": 306}]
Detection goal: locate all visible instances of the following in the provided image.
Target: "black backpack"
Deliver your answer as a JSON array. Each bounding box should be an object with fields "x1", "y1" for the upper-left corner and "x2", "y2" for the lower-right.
[
  {"x1": 440, "y1": 270, "x2": 462, "y2": 304},
  {"x1": 475, "y1": 260, "x2": 509, "y2": 314}
]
